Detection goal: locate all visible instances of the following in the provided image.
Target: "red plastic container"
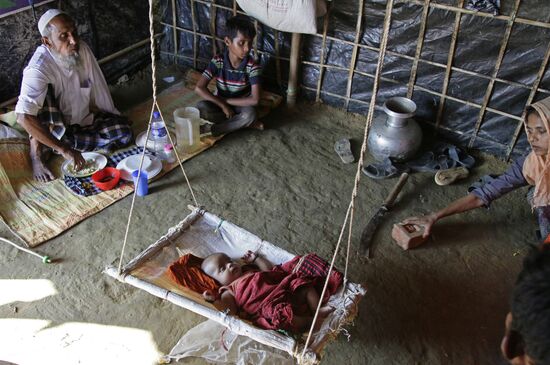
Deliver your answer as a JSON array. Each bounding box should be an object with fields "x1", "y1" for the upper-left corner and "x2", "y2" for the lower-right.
[{"x1": 92, "y1": 167, "x2": 121, "y2": 191}]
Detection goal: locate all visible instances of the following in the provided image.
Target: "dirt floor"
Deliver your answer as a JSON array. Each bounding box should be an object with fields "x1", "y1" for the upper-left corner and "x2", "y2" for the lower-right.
[{"x1": 0, "y1": 67, "x2": 537, "y2": 365}]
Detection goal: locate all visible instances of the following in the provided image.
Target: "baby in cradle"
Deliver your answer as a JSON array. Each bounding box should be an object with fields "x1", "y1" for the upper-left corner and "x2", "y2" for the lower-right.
[{"x1": 200, "y1": 251, "x2": 343, "y2": 333}]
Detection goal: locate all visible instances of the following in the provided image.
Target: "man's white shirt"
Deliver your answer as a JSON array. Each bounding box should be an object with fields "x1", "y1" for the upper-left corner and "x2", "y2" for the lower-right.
[{"x1": 15, "y1": 41, "x2": 118, "y2": 129}]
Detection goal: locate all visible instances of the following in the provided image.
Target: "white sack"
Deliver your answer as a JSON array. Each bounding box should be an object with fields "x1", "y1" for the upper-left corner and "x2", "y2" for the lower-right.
[{"x1": 236, "y1": 0, "x2": 327, "y2": 34}]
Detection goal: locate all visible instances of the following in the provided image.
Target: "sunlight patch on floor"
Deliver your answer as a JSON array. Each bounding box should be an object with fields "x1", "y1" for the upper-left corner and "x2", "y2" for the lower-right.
[
  {"x1": 0, "y1": 319, "x2": 161, "y2": 365},
  {"x1": 0, "y1": 279, "x2": 58, "y2": 306}
]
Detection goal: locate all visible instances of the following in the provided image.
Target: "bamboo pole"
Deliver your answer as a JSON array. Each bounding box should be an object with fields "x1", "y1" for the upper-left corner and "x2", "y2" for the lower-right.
[
  {"x1": 190, "y1": 0, "x2": 198, "y2": 69},
  {"x1": 210, "y1": 0, "x2": 218, "y2": 55},
  {"x1": 506, "y1": 42, "x2": 550, "y2": 158},
  {"x1": 253, "y1": 20, "x2": 259, "y2": 58},
  {"x1": 232, "y1": 0, "x2": 237, "y2": 16},
  {"x1": 468, "y1": 0, "x2": 522, "y2": 149},
  {"x1": 172, "y1": 0, "x2": 178, "y2": 62},
  {"x1": 274, "y1": 30, "x2": 282, "y2": 88},
  {"x1": 407, "y1": 0, "x2": 430, "y2": 98},
  {"x1": 344, "y1": 0, "x2": 365, "y2": 110},
  {"x1": 315, "y1": 2, "x2": 331, "y2": 102},
  {"x1": 434, "y1": 0, "x2": 464, "y2": 131},
  {"x1": 287, "y1": 33, "x2": 302, "y2": 107}
]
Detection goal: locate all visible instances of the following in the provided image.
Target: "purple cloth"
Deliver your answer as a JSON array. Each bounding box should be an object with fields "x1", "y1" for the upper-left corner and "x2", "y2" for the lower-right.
[{"x1": 470, "y1": 155, "x2": 528, "y2": 207}]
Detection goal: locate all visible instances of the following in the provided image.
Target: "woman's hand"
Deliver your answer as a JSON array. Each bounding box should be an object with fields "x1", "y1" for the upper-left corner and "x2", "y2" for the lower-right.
[
  {"x1": 241, "y1": 250, "x2": 257, "y2": 264},
  {"x1": 402, "y1": 213, "x2": 438, "y2": 238}
]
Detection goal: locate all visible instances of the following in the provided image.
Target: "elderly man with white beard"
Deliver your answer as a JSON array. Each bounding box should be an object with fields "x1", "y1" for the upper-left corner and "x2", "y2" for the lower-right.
[{"x1": 15, "y1": 9, "x2": 133, "y2": 182}]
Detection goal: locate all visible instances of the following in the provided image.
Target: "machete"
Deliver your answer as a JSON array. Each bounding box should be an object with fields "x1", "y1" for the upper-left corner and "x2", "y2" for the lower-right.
[{"x1": 360, "y1": 172, "x2": 409, "y2": 258}]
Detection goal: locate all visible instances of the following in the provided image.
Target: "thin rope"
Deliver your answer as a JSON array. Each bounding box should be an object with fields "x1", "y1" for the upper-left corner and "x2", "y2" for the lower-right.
[
  {"x1": 0, "y1": 236, "x2": 50, "y2": 263},
  {"x1": 117, "y1": 0, "x2": 198, "y2": 273},
  {"x1": 300, "y1": 0, "x2": 394, "y2": 359}
]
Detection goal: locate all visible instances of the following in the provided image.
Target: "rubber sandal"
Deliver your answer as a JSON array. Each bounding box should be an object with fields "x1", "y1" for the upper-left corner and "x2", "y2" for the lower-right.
[
  {"x1": 406, "y1": 151, "x2": 457, "y2": 172},
  {"x1": 334, "y1": 138, "x2": 354, "y2": 164},
  {"x1": 467, "y1": 174, "x2": 498, "y2": 193},
  {"x1": 434, "y1": 142, "x2": 475, "y2": 168},
  {"x1": 362, "y1": 158, "x2": 408, "y2": 179},
  {"x1": 434, "y1": 166, "x2": 469, "y2": 186}
]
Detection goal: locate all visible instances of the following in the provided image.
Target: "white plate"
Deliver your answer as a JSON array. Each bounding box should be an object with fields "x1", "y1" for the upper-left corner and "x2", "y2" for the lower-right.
[
  {"x1": 61, "y1": 152, "x2": 108, "y2": 178},
  {"x1": 116, "y1": 155, "x2": 163, "y2": 181},
  {"x1": 136, "y1": 131, "x2": 177, "y2": 150}
]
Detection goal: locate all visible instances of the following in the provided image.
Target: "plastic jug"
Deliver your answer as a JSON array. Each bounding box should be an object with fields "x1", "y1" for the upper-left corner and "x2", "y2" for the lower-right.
[{"x1": 173, "y1": 107, "x2": 200, "y2": 150}]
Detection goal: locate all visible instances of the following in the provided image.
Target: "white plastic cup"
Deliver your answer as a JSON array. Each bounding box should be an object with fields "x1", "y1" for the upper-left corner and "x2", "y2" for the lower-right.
[{"x1": 173, "y1": 107, "x2": 200, "y2": 148}]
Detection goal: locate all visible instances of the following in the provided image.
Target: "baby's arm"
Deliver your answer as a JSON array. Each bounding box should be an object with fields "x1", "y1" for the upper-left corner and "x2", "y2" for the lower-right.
[
  {"x1": 218, "y1": 291, "x2": 238, "y2": 314},
  {"x1": 202, "y1": 290, "x2": 237, "y2": 314},
  {"x1": 242, "y1": 250, "x2": 273, "y2": 271}
]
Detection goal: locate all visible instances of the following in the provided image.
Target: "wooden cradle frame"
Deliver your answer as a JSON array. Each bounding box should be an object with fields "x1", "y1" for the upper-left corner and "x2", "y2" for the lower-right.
[{"x1": 105, "y1": 206, "x2": 366, "y2": 364}]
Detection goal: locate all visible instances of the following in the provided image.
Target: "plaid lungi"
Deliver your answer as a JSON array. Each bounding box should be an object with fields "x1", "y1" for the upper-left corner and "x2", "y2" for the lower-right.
[
  {"x1": 276, "y1": 253, "x2": 343, "y2": 300},
  {"x1": 37, "y1": 84, "x2": 133, "y2": 153}
]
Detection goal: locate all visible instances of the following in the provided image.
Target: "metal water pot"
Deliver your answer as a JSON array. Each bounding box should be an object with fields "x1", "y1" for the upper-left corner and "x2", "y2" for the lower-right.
[{"x1": 367, "y1": 97, "x2": 422, "y2": 162}]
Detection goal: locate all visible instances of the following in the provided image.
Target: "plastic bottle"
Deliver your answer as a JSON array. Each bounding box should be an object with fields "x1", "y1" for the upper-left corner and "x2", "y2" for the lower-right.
[
  {"x1": 163, "y1": 143, "x2": 176, "y2": 163},
  {"x1": 150, "y1": 111, "x2": 168, "y2": 153}
]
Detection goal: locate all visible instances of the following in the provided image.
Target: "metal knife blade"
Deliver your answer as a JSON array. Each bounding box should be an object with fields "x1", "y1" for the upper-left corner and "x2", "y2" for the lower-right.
[
  {"x1": 360, "y1": 206, "x2": 389, "y2": 256},
  {"x1": 360, "y1": 172, "x2": 409, "y2": 257}
]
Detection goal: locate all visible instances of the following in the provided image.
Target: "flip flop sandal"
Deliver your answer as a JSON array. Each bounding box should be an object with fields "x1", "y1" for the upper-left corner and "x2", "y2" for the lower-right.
[
  {"x1": 434, "y1": 142, "x2": 475, "y2": 169},
  {"x1": 467, "y1": 174, "x2": 498, "y2": 193},
  {"x1": 406, "y1": 151, "x2": 457, "y2": 172},
  {"x1": 434, "y1": 166, "x2": 469, "y2": 186},
  {"x1": 362, "y1": 158, "x2": 408, "y2": 179},
  {"x1": 334, "y1": 138, "x2": 354, "y2": 164}
]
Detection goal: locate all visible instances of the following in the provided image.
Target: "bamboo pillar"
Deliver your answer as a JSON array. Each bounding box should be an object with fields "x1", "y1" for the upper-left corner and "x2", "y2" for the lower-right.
[{"x1": 287, "y1": 32, "x2": 302, "y2": 107}]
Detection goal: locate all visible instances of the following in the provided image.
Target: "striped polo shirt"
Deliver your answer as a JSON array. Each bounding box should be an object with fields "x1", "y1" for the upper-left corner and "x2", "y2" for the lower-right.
[{"x1": 202, "y1": 50, "x2": 261, "y2": 98}]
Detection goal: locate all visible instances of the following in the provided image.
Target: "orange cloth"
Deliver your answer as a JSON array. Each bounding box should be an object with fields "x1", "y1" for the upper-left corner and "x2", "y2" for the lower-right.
[
  {"x1": 522, "y1": 96, "x2": 550, "y2": 208},
  {"x1": 166, "y1": 254, "x2": 220, "y2": 294}
]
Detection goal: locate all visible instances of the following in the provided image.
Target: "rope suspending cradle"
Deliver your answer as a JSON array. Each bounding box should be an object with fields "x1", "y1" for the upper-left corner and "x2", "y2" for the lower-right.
[{"x1": 105, "y1": 0, "x2": 396, "y2": 362}]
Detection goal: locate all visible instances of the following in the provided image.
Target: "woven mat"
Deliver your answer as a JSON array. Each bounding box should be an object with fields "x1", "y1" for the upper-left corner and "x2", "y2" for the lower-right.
[{"x1": 0, "y1": 82, "x2": 218, "y2": 247}]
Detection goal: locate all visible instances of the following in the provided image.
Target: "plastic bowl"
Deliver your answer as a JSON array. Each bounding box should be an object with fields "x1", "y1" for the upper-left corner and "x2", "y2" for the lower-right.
[{"x1": 91, "y1": 167, "x2": 121, "y2": 191}]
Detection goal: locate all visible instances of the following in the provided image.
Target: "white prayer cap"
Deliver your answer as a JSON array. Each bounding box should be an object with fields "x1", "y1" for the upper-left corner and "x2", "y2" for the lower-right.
[{"x1": 38, "y1": 9, "x2": 67, "y2": 36}]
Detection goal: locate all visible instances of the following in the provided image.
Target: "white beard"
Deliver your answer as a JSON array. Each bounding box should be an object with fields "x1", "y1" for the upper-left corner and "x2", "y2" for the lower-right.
[{"x1": 50, "y1": 48, "x2": 81, "y2": 72}]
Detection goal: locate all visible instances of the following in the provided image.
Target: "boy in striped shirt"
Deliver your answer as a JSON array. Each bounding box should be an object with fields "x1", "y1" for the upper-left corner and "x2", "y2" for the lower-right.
[{"x1": 195, "y1": 16, "x2": 263, "y2": 136}]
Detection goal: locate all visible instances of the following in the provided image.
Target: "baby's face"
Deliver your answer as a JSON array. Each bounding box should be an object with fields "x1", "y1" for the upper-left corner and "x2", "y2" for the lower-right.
[{"x1": 202, "y1": 253, "x2": 242, "y2": 285}]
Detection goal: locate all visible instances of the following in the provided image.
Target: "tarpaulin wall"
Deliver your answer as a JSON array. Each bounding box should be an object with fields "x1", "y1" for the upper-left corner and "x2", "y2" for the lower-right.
[
  {"x1": 159, "y1": 0, "x2": 550, "y2": 160},
  {"x1": 0, "y1": 0, "x2": 152, "y2": 107}
]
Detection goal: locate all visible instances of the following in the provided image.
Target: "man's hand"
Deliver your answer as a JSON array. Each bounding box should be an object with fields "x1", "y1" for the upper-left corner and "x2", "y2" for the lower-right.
[
  {"x1": 221, "y1": 103, "x2": 235, "y2": 119},
  {"x1": 61, "y1": 148, "x2": 85, "y2": 170},
  {"x1": 402, "y1": 213, "x2": 438, "y2": 238}
]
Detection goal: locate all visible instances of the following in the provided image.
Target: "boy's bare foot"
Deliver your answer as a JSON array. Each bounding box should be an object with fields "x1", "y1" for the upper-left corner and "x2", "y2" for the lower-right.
[{"x1": 249, "y1": 120, "x2": 264, "y2": 131}]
